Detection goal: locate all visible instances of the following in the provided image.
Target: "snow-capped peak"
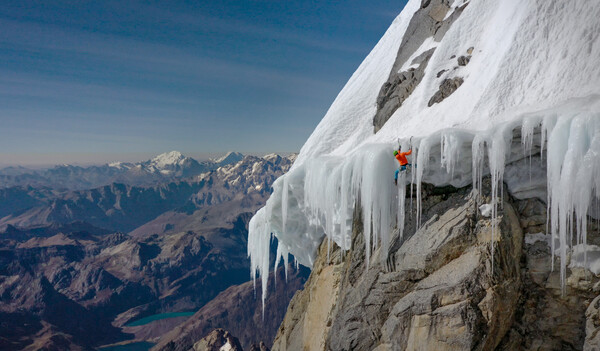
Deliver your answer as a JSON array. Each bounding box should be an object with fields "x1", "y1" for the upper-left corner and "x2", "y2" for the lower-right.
[
  {"x1": 262, "y1": 153, "x2": 280, "y2": 161},
  {"x1": 149, "y1": 151, "x2": 187, "y2": 168},
  {"x1": 108, "y1": 161, "x2": 132, "y2": 170},
  {"x1": 213, "y1": 151, "x2": 244, "y2": 166}
]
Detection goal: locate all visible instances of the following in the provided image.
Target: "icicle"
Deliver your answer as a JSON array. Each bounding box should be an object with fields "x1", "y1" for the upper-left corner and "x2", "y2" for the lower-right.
[
  {"x1": 354, "y1": 145, "x2": 399, "y2": 268},
  {"x1": 397, "y1": 171, "x2": 407, "y2": 240},
  {"x1": 416, "y1": 138, "x2": 432, "y2": 228},
  {"x1": 339, "y1": 161, "x2": 353, "y2": 253},
  {"x1": 410, "y1": 142, "x2": 418, "y2": 216},
  {"x1": 274, "y1": 240, "x2": 291, "y2": 285},
  {"x1": 441, "y1": 131, "x2": 461, "y2": 178},
  {"x1": 540, "y1": 114, "x2": 558, "y2": 163},
  {"x1": 283, "y1": 245, "x2": 290, "y2": 282},
  {"x1": 546, "y1": 114, "x2": 600, "y2": 293},
  {"x1": 281, "y1": 176, "x2": 289, "y2": 235},
  {"x1": 575, "y1": 124, "x2": 600, "y2": 270},
  {"x1": 274, "y1": 243, "x2": 281, "y2": 288},
  {"x1": 522, "y1": 116, "x2": 541, "y2": 183},
  {"x1": 488, "y1": 125, "x2": 511, "y2": 270},
  {"x1": 472, "y1": 133, "x2": 487, "y2": 198},
  {"x1": 521, "y1": 116, "x2": 540, "y2": 159},
  {"x1": 248, "y1": 208, "x2": 272, "y2": 316},
  {"x1": 547, "y1": 116, "x2": 572, "y2": 285}
]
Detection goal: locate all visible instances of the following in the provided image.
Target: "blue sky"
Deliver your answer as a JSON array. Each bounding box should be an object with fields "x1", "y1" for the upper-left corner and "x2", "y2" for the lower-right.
[{"x1": 0, "y1": 0, "x2": 407, "y2": 165}]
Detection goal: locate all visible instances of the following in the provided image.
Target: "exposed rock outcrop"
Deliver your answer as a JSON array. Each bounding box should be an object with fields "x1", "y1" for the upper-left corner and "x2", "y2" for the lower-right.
[
  {"x1": 191, "y1": 328, "x2": 243, "y2": 351},
  {"x1": 272, "y1": 180, "x2": 600, "y2": 350},
  {"x1": 249, "y1": 342, "x2": 271, "y2": 351},
  {"x1": 457, "y1": 55, "x2": 471, "y2": 66},
  {"x1": 428, "y1": 76, "x2": 464, "y2": 106},
  {"x1": 373, "y1": 0, "x2": 469, "y2": 132},
  {"x1": 373, "y1": 49, "x2": 436, "y2": 133}
]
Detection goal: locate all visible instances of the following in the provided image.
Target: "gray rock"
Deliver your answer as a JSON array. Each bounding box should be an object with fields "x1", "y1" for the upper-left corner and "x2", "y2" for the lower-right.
[
  {"x1": 585, "y1": 295, "x2": 600, "y2": 350},
  {"x1": 428, "y1": 77, "x2": 464, "y2": 106},
  {"x1": 495, "y1": 196, "x2": 599, "y2": 350},
  {"x1": 457, "y1": 55, "x2": 471, "y2": 66},
  {"x1": 434, "y1": 3, "x2": 469, "y2": 42},
  {"x1": 191, "y1": 328, "x2": 243, "y2": 351},
  {"x1": 249, "y1": 342, "x2": 270, "y2": 351}
]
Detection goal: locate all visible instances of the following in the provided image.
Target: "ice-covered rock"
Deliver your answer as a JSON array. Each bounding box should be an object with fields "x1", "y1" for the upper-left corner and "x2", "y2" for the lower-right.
[
  {"x1": 479, "y1": 203, "x2": 492, "y2": 217},
  {"x1": 249, "y1": 107, "x2": 600, "y2": 309}
]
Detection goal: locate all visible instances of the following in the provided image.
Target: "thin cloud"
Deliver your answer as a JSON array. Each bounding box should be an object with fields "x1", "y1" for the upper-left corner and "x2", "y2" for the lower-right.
[{"x1": 0, "y1": 18, "x2": 344, "y2": 100}]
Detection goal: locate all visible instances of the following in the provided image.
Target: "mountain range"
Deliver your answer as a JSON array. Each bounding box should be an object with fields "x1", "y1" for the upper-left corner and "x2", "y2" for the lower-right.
[
  {"x1": 0, "y1": 151, "x2": 246, "y2": 191},
  {"x1": 0, "y1": 152, "x2": 306, "y2": 350}
]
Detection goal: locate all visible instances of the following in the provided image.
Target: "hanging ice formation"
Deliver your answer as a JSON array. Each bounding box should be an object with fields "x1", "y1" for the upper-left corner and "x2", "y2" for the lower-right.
[{"x1": 249, "y1": 100, "x2": 600, "y2": 309}]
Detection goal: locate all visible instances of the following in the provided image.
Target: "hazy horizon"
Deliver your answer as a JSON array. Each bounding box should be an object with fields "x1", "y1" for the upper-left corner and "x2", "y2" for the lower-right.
[{"x1": 0, "y1": 150, "x2": 299, "y2": 168}]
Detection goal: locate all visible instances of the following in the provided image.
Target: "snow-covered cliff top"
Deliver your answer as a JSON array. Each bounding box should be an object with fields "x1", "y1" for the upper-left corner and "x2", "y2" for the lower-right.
[{"x1": 297, "y1": 0, "x2": 600, "y2": 164}]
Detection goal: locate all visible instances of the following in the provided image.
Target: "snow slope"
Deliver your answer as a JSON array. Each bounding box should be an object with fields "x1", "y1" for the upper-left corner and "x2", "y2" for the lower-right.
[
  {"x1": 249, "y1": 0, "x2": 600, "y2": 307},
  {"x1": 298, "y1": 0, "x2": 600, "y2": 162}
]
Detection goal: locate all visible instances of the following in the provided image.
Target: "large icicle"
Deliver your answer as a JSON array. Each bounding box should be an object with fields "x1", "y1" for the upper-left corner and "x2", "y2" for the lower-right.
[
  {"x1": 415, "y1": 137, "x2": 432, "y2": 229},
  {"x1": 488, "y1": 124, "x2": 511, "y2": 269},
  {"x1": 547, "y1": 114, "x2": 600, "y2": 292},
  {"x1": 248, "y1": 207, "x2": 272, "y2": 315}
]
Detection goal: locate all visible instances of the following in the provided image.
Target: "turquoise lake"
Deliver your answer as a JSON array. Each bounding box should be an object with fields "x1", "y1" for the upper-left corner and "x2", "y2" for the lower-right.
[
  {"x1": 125, "y1": 312, "x2": 196, "y2": 327},
  {"x1": 98, "y1": 341, "x2": 155, "y2": 351}
]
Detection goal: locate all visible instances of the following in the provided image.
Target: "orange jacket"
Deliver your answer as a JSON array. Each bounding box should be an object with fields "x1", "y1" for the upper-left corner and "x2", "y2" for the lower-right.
[{"x1": 395, "y1": 149, "x2": 412, "y2": 166}]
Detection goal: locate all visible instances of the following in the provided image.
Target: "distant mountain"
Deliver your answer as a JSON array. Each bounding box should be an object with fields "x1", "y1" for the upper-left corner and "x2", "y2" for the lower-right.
[
  {"x1": 0, "y1": 151, "x2": 250, "y2": 190},
  {"x1": 211, "y1": 151, "x2": 244, "y2": 166},
  {"x1": 0, "y1": 154, "x2": 295, "y2": 233},
  {"x1": 139, "y1": 151, "x2": 205, "y2": 177},
  {"x1": 129, "y1": 155, "x2": 295, "y2": 238},
  {"x1": 0, "y1": 165, "x2": 32, "y2": 176}
]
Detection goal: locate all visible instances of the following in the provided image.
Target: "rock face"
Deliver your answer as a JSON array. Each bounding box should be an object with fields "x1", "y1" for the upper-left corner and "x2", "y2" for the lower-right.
[
  {"x1": 272, "y1": 180, "x2": 600, "y2": 350},
  {"x1": 457, "y1": 55, "x2": 471, "y2": 66},
  {"x1": 372, "y1": 0, "x2": 468, "y2": 132},
  {"x1": 427, "y1": 76, "x2": 464, "y2": 106},
  {"x1": 496, "y1": 199, "x2": 600, "y2": 350}
]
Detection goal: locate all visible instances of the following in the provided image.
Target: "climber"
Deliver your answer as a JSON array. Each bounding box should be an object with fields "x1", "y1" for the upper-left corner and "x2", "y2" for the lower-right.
[{"x1": 394, "y1": 146, "x2": 412, "y2": 185}]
